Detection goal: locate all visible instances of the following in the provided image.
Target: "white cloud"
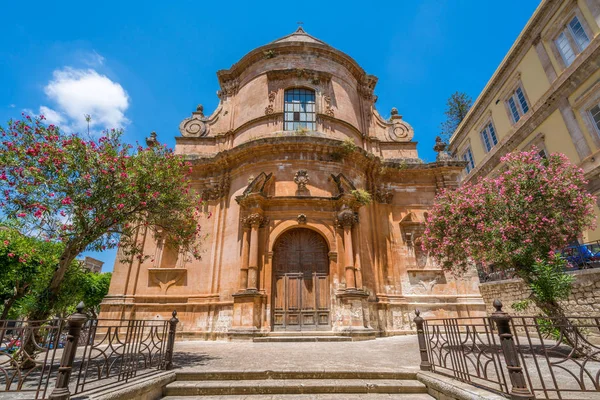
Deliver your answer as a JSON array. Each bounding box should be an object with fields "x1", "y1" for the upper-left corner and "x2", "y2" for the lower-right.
[
  {"x1": 39, "y1": 106, "x2": 67, "y2": 127},
  {"x1": 82, "y1": 50, "x2": 105, "y2": 67},
  {"x1": 39, "y1": 66, "x2": 129, "y2": 133}
]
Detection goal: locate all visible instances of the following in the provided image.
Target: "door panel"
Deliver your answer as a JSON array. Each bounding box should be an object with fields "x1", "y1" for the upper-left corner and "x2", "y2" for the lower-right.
[{"x1": 273, "y1": 228, "x2": 330, "y2": 331}]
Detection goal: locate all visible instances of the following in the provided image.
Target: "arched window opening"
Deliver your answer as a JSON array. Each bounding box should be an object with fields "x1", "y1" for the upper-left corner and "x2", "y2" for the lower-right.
[{"x1": 284, "y1": 88, "x2": 316, "y2": 131}]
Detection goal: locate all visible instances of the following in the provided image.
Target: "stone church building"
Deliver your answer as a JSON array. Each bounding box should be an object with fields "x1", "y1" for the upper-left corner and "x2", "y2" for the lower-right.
[{"x1": 101, "y1": 28, "x2": 484, "y2": 339}]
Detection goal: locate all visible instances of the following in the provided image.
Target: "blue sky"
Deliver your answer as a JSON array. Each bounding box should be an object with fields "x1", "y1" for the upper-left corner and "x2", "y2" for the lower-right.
[{"x1": 0, "y1": 0, "x2": 541, "y2": 271}]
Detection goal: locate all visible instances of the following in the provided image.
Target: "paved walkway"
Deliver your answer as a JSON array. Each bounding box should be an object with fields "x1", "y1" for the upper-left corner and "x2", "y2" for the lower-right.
[{"x1": 172, "y1": 336, "x2": 421, "y2": 372}]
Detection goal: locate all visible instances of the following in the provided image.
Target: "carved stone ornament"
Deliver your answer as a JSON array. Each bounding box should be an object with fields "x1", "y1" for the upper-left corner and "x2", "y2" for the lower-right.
[
  {"x1": 294, "y1": 170, "x2": 310, "y2": 191},
  {"x1": 243, "y1": 213, "x2": 265, "y2": 227},
  {"x1": 336, "y1": 208, "x2": 358, "y2": 229},
  {"x1": 268, "y1": 90, "x2": 277, "y2": 103},
  {"x1": 297, "y1": 214, "x2": 307, "y2": 224},
  {"x1": 200, "y1": 174, "x2": 231, "y2": 201},
  {"x1": 433, "y1": 136, "x2": 454, "y2": 162},
  {"x1": 357, "y1": 75, "x2": 377, "y2": 101},
  {"x1": 265, "y1": 104, "x2": 274, "y2": 115},
  {"x1": 179, "y1": 105, "x2": 208, "y2": 137},
  {"x1": 266, "y1": 69, "x2": 332, "y2": 86},
  {"x1": 145, "y1": 131, "x2": 158, "y2": 147},
  {"x1": 388, "y1": 107, "x2": 414, "y2": 142},
  {"x1": 374, "y1": 186, "x2": 394, "y2": 204},
  {"x1": 218, "y1": 78, "x2": 239, "y2": 98},
  {"x1": 323, "y1": 95, "x2": 335, "y2": 117}
]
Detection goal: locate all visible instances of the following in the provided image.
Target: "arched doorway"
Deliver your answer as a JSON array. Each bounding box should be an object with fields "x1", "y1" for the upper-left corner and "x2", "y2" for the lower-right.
[{"x1": 272, "y1": 228, "x2": 330, "y2": 331}]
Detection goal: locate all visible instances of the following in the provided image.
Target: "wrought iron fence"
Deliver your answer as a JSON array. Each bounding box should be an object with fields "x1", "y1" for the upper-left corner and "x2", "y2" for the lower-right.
[
  {"x1": 0, "y1": 304, "x2": 179, "y2": 399},
  {"x1": 415, "y1": 301, "x2": 600, "y2": 400}
]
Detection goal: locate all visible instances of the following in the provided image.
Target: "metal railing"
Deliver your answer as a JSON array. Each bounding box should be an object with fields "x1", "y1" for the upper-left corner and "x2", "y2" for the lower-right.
[
  {"x1": 415, "y1": 301, "x2": 600, "y2": 400},
  {"x1": 0, "y1": 304, "x2": 179, "y2": 399},
  {"x1": 479, "y1": 241, "x2": 600, "y2": 283}
]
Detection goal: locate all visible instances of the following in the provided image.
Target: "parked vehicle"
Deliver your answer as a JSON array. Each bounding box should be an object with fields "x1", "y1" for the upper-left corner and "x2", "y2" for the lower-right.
[{"x1": 560, "y1": 244, "x2": 600, "y2": 269}]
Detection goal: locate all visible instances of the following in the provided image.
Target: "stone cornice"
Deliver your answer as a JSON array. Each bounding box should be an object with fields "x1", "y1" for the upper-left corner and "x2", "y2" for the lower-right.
[
  {"x1": 182, "y1": 136, "x2": 464, "y2": 177},
  {"x1": 216, "y1": 41, "x2": 375, "y2": 91},
  {"x1": 463, "y1": 37, "x2": 600, "y2": 182},
  {"x1": 449, "y1": 0, "x2": 564, "y2": 148}
]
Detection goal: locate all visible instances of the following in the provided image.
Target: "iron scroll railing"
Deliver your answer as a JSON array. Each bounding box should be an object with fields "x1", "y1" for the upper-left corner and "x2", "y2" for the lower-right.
[
  {"x1": 415, "y1": 301, "x2": 600, "y2": 400},
  {"x1": 0, "y1": 304, "x2": 179, "y2": 399}
]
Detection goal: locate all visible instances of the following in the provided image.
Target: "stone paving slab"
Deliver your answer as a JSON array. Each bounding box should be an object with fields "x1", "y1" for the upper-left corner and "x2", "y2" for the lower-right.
[{"x1": 172, "y1": 335, "x2": 421, "y2": 372}]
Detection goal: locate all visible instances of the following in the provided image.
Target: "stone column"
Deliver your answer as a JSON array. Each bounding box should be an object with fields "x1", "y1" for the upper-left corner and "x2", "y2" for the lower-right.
[
  {"x1": 246, "y1": 213, "x2": 263, "y2": 291},
  {"x1": 239, "y1": 222, "x2": 250, "y2": 291},
  {"x1": 557, "y1": 96, "x2": 591, "y2": 161},
  {"x1": 352, "y1": 223, "x2": 363, "y2": 289},
  {"x1": 338, "y1": 208, "x2": 357, "y2": 290},
  {"x1": 533, "y1": 36, "x2": 557, "y2": 83}
]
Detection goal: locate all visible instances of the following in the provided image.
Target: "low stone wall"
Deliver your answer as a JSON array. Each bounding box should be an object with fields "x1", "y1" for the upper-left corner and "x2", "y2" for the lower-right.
[{"x1": 479, "y1": 268, "x2": 600, "y2": 316}]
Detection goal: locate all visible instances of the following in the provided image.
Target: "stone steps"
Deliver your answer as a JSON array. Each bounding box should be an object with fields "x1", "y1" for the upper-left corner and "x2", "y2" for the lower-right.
[
  {"x1": 175, "y1": 371, "x2": 418, "y2": 381},
  {"x1": 163, "y1": 394, "x2": 434, "y2": 399},
  {"x1": 163, "y1": 369, "x2": 432, "y2": 398},
  {"x1": 252, "y1": 336, "x2": 352, "y2": 342},
  {"x1": 163, "y1": 379, "x2": 428, "y2": 396}
]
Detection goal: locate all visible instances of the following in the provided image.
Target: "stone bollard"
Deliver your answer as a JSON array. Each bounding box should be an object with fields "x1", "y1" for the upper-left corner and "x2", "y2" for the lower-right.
[
  {"x1": 414, "y1": 309, "x2": 432, "y2": 371},
  {"x1": 49, "y1": 302, "x2": 87, "y2": 400},
  {"x1": 163, "y1": 310, "x2": 179, "y2": 371},
  {"x1": 491, "y1": 300, "x2": 535, "y2": 400}
]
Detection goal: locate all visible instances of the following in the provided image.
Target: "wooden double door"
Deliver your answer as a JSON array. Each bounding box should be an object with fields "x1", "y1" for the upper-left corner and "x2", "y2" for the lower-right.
[{"x1": 272, "y1": 228, "x2": 330, "y2": 331}]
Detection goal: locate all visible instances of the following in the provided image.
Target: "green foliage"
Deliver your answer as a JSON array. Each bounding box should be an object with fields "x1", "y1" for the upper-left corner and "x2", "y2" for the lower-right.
[
  {"x1": 341, "y1": 139, "x2": 357, "y2": 155},
  {"x1": 0, "y1": 228, "x2": 63, "y2": 319},
  {"x1": 81, "y1": 272, "x2": 112, "y2": 316},
  {"x1": 511, "y1": 300, "x2": 531, "y2": 312},
  {"x1": 529, "y1": 253, "x2": 573, "y2": 304},
  {"x1": 535, "y1": 317, "x2": 563, "y2": 341},
  {"x1": 0, "y1": 116, "x2": 203, "y2": 321},
  {"x1": 440, "y1": 92, "x2": 472, "y2": 142},
  {"x1": 351, "y1": 189, "x2": 372, "y2": 206}
]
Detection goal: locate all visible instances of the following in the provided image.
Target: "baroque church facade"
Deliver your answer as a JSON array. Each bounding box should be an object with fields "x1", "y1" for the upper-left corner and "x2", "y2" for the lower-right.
[{"x1": 100, "y1": 28, "x2": 484, "y2": 339}]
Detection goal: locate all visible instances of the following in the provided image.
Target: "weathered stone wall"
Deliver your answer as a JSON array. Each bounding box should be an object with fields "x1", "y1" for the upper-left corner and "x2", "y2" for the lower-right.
[{"x1": 479, "y1": 268, "x2": 600, "y2": 316}]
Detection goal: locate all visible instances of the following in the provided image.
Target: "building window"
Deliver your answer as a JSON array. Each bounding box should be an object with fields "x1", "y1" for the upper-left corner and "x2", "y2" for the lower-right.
[
  {"x1": 462, "y1": 147, "x2": 475, "y2": 173},
  {"x1": 284, "y1": 88, "x2": 316, "y2": 131},
  {"x1": 555, "y1": 15, "x2": 590, "y2": 67},
  {"x1": 536, "y1": 147, "x2": 548, "y2": 159},
  {"x1": 589, "y1": 104, "x2": 600, "y2": 134},
  {"x1": 507, "y1": 87, "x2": 529, "y2": 123},
  {"x1": 480, "y1": 121, "x2": 498, "y2": 152}
]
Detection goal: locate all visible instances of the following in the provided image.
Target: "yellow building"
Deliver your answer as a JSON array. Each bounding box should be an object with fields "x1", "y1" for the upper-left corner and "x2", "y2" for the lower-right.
[{"x1": 449, "y1": 0, "x2": 600, "y2": 241}]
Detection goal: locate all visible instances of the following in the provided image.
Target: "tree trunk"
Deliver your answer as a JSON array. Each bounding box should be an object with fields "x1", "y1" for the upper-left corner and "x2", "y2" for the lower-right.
[
  {"x1": 1, "y1": 296, "x2": 17, "y2": 321},
  {"x1": 532, "y1": 298, "x2": 595, "y2": 358},
  {"x1": 20, "y1": 250, "x2": 79, "y2": 369}
]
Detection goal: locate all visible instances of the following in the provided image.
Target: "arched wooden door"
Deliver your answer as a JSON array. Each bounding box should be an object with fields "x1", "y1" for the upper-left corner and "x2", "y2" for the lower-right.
[{"x1": 272, "y1": 228, "x2": 330, "y2": 331}]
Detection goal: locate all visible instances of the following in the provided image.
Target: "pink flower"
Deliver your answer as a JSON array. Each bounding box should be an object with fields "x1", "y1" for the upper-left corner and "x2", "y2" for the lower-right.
[
  {"x1": 17, "y1": 212, "x2": 26, "y2": 217},
  {"x1": 117, "y1": 203, "x2": 125, "y2": 209},
  {"x1": 61, "y1": 197, "x2": 72, "y2": 205}
]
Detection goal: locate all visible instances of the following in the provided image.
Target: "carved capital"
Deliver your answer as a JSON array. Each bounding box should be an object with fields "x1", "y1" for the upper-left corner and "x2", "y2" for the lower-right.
[
  {"x1": 336, "y1": 209, "x2": 358, "y2": 229},
  {"x1": 199, "y1": 174, "x2": 231, "y2": 201},
  {"x1": 244, "y1": 213, "x2": 265, "y2": 228}
]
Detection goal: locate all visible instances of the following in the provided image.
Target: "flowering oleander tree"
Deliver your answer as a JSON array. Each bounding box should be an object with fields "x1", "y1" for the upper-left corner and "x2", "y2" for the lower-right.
[
  {"x1": 422, "y1": 148, "x2": 596, "y2": 319},
  {"x1": 0, "y1": 115, "x2": 203, "y2": 321}
]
